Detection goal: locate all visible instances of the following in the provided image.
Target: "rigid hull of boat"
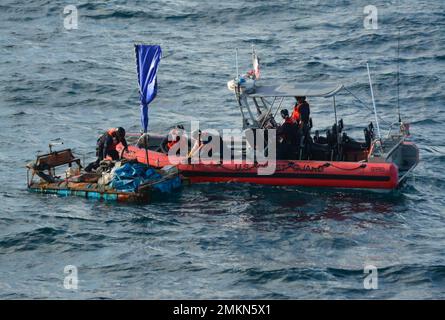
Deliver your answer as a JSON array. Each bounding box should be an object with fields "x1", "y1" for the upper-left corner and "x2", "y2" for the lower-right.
[{"x1": 120, "y1": 146, "x2": 399, "y2": 190}]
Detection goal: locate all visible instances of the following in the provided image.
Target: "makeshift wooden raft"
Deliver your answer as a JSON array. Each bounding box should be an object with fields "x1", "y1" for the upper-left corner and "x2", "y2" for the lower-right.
[{"x1": 26, "y1": 148, "x2": 181, "y2": 203}]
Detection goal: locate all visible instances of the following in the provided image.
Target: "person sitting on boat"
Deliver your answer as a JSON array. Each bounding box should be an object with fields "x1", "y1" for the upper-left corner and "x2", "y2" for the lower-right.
[
  {"x1": 160, "y1": 124, "x2": 185, "y2": 154},
  {"x1": 277, "y1": 109, "x2": 299, "y2": 159},
  {"x1": 85, "y1": 127, "x2": 128, "y2": 172},
  {"x1": 291, "y1": 96, "x2": 310, "y2": 126}
]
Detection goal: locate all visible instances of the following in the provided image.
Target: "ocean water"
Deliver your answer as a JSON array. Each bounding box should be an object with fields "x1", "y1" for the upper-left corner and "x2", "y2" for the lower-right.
[{"x1": 0, "y1": 0, "x2": 444, "y2": 299}]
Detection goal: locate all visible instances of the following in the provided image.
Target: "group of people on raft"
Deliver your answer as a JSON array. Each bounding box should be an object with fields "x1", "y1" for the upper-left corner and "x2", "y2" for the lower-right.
[{"x1": 84, "y1": 96, "x2": 310, "y2": 171}]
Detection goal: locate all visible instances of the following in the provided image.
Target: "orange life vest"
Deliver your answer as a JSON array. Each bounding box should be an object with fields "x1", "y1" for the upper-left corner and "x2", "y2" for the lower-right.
[
  {"x1": 107, "y1": 128, "x2": 118, "y2": 136},
  {"x1": 291, "y1": 104, "x2": 301, "y2": 122},
  {"x1": 167, "y1": 140, "x2": 177, "y2": 150},
  {"x1": 106, "y1": 128, "x2": 119, "y2": 150},
  {"x1": 284, "y1": 117, "x2": 294, "y2": 125}
]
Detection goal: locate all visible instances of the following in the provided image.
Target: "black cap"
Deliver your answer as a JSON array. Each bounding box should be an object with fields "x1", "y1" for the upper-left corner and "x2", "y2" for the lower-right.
[
  {"x1": 117, "y1": 127, "x2": 126, "y2": 137},
  {"x1": 280, "y1": 109, "x2": 289, "y2": 118}
]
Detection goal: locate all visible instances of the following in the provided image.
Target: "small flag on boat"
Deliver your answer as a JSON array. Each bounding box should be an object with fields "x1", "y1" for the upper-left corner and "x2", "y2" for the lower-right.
[
  {"x1": 135, "y1": 44, "x2": 163, "y2": 133},
  {"x1": 252, "y1": 48, "x2": 260, "y2": 80},
  {"x1": 401, "y1": 122, "x2": 410, "y2": 136}
]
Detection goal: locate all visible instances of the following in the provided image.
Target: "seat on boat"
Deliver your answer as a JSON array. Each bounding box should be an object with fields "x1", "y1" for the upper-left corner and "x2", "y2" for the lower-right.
[
  {"x1": 313, "y1": 130, "x2": 328, "y2": 145},
  {"x1": 308, "y1": 141, "x2": 331, "y2": 161},
  {"x1": 342, "y1": 132, "x2": 367, "y2": 151},
  {"x1": 27, "y1": 149, "x2": 81, "y2": 171},
  {"x1": 26, "y1": 149, "x2": 82, "y2": 184},
  {"x1": 308, "y1": 119, "x2": 356, "y2": 161},
  {"x1": 321, "y1": 120, "x2": 372, "y2": 161},
  {"x1": 341, "y1": 132, "x2": 368, "y2": 161}
]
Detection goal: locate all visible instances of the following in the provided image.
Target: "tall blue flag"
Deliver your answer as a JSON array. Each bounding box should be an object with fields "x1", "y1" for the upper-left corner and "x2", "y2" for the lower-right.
[{"x1": 135, "y1": 45, "x2": 162, "y2": 132}]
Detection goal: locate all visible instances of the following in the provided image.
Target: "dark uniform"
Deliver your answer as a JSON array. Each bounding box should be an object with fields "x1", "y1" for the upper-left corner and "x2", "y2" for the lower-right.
[
  {"x1": 277, "y1": 111, "x2": 299, "y2": 160},
  {"x1": 291, "y1": 96, "x2": 310, "y2": 126},
  {"x1": 85, "y1": 127, "x2": 128, "y2": 172}
]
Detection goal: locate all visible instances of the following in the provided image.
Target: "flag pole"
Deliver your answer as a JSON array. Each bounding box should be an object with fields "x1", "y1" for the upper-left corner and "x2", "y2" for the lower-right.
[
  {"x1": 135, "y1": 44, "x2": 162, "y2": 167},
  {"x1": 145, "y1": 136, "x2": 149, "y2": 166}
]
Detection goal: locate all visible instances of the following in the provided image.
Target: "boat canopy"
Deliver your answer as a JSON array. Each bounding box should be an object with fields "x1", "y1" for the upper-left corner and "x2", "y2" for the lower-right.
[{"x1": 247, "y1": 82, "x2": 344, "y2": 98}]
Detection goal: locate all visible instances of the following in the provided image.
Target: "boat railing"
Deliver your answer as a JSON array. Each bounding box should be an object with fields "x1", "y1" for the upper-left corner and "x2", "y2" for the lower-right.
[
  {"x1": 398, "y1": 162, "x2": 417, "y2": 184},
  {"x1": 26, "y1": 148, "x2": 82, "y2": 187},
  {"x1": 383, "y1": 137, "x2": 405, "y2": 162},
  {"x1": 386, "y1": 121, "x2": 402, "y2": 139}
]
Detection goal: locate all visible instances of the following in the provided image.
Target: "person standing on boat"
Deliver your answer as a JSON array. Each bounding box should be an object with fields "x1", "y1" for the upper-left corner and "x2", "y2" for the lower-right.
[
  {"x1": 85, "y1": 127, "x2": 128, "y2": 172},
  {"x1": 277, "y1": 109, "x2": 299, "y2": 159},
  {"x1": 291, "y1": 96, "x2": 310, "y2": 126}
]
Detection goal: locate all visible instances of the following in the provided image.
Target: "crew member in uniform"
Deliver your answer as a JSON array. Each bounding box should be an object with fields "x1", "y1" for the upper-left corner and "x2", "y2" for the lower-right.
[
  {"x1": 277, "y1": 109, "x2": 299, "y2": 160},
  {"x1": 85, "y1": 127, "x2": 128, "y2": 172},
  {"x1": 291, "y1": 96, "x2": 310, "y2": 126}
]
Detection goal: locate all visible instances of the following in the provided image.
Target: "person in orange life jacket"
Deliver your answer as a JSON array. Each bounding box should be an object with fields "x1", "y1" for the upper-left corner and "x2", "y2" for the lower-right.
[
  {"x1": 291, "y1": 96, "x2": 310, "y2": 126},
  {"x1": 160, "y1": 125, "x2": 185, "y2": 154},
  {"x1": 277, "y1": 109, "x2": 299, "y2": 160},
  {"x1": 85, "y1": 127, "x2": 128, "y2": 172},
  {"x1": 277, "y1": 109, "x2": 298, "y2": 145}
]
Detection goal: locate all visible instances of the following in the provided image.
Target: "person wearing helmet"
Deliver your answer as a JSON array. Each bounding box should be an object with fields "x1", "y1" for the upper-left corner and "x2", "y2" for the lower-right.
[
  {"x1": 85, "y1": 127, "x2": 129, "y2": 172},
  {"x1": 291, "y1": 96, "x2": 310, "y2": 126}
]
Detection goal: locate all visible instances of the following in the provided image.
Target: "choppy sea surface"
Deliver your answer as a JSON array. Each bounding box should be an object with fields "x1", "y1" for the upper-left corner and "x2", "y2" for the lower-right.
[{"x1": 0, "y1": 0, "x2": 444, "y2": 299}]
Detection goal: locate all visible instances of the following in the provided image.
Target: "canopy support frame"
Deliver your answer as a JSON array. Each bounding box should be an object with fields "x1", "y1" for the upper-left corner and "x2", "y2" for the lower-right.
[{"x1": 333, "y1": 96, "x2": 341, "y2": 160}]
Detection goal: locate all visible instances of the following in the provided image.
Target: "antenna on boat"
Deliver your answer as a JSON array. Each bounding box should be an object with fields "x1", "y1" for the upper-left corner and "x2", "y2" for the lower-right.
[
  {"x1": 366, "y1": 62, "x2": 382, "y2": 140},
  {"x1": 235, "y1": 48, "x2": 239, "y2": 78},
  {"x1": 396, "y1": 27, "x2": 402, "y2": 123},
  {"x1": 396, "y1": 0, "x2": 402, "y2": 124}
]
